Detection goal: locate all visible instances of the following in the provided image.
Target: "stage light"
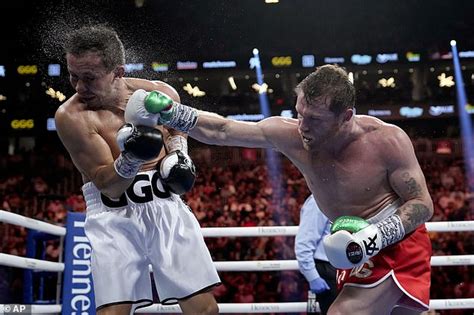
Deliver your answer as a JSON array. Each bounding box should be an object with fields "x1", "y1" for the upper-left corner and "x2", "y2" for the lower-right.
[
  {"x1": 438, "y1": 73, "x2": 455, "y2": 87},
  {"x1": 451, "y1": 36, "x2": 474, "y2": 191},
  {"x1": 253, "y1": 48, "x2": 259, "y2": 55},
  {"x1": 183, "y1": 83, "x2": 205, "y2": 97},
  {"x1": 46, "y1": 88, "x2": 66, "y2": 101},
  {"x1": 252, "y1": 83, "x2": 269, "y2": 94},
  {"x1": 228, "y1": 77, "x2": 237, "y2": 90},
  {"x1": 378, "y1": 77, "x2": 396, "y2": 88},
  {"x1": 348, "y1": 72, "x2": 354, "y2": 84},
  {"x1": 450, "y1": 40, "x2": 457, "y2": 47}
]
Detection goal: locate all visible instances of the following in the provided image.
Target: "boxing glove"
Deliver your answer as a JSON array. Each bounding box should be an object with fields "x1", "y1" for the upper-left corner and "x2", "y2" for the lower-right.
[
  {"x1": 114, "y1": 123, "x2": 163, "y2": 178},
  {"x1": 158, "y1": 151, "x2": 196, "y2": 195},
  {"x1": 323, "y1": 215, "x2": 405, "y2": 269},
  {"x1": 124, "y1": 89, "x2": 164, "y2": 127},
  {"x1": 146, "y1": 90, "x2": 199, "y2": 133}
]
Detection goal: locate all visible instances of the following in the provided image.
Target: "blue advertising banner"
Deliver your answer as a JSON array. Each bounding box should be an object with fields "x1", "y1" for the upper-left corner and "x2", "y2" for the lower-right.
[{"x1": 62, "y1": 212, "x2": 95, "y2": 315}]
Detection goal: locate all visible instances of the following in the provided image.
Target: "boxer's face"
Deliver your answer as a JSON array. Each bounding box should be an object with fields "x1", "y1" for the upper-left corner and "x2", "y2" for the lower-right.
[
  {"x1": 66, "y1": 52, "x2": 118, "y2": 106},
  {"x1": 295, "y1": 92, "x2": 342, "y2": 151}
]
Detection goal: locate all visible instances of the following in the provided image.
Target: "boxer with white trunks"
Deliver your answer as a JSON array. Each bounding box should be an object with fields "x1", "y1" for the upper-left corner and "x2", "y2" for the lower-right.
[{"x1": 55, "y1": 25, "x2": 220, "y2": 315}]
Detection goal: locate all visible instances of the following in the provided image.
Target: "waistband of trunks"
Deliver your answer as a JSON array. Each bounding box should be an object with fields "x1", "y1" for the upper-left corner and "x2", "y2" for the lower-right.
[{"x1": 82, "y1": 170, "x2": 173, "y2": 212}]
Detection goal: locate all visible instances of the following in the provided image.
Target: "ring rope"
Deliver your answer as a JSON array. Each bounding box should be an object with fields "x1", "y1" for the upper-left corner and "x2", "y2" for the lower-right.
[
  {"x1": 0, "y1": 210, "x2": 66, "y2": 236},
  {"x1": 201, "y1": 221, "x2": 474, "y2": 237},
  {"x1": 2, "y1": 299, "x2": 473, "y2": 313},
  {"x1": 3, "y1": 253, "x2": 470, "y2": 275},
  {"x1": 138, "y1": 299, "x2": 474, "y2": 313},
  {"x1": 2, "y1": 210, "x2": 472, "y2": 237},
  {"x1": 0, "y1": 253, "x2": 65, "y2": 272}
]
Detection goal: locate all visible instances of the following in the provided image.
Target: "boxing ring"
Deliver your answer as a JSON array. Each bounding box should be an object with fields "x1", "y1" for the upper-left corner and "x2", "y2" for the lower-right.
[{"x1": 1, "y1": 209, "x2": 473, "y2": 313}]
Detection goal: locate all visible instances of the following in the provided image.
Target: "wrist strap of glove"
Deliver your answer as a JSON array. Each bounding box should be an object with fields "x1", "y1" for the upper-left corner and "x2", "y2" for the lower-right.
[
  {"x1": 114, "y1": 152, "x2": 143, "y2": 178},
  {"x1": 160, "y1": 102, "x2": 198, "y2": 133},
  {"x1": 375, "y1": 214, "x2": 405, "y2": 248},
  {"x1": 166, "y1": 135, "x2": 188, "y2": 155}
]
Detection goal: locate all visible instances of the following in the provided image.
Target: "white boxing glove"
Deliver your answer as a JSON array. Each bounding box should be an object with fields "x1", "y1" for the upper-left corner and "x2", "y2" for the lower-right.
[
  {"x1": 323, "y1": 215, "x2": 405, "y2": 269},
  {"x1": 124, "y1": 89, "x2": 159, "y2": 127}
]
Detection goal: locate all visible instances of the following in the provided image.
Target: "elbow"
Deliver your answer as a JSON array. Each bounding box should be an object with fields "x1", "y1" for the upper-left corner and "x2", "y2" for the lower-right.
[
  {"x1": 216, "y1": 122, "x2": 229, "y2": 145},
  {"x1": 91, "y1": 168, "x2": 126, "y2": 200},
  {"x1": 425, "y1": 197, "x2": 434, "y2": 221},
  {"x1": 100, "y1": 187, "x2": 124, "y2": 200}
]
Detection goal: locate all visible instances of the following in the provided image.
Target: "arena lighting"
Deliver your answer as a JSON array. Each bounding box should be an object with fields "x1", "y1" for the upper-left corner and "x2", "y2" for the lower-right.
[
  {"x1": 183, "y1": 83, "x2": 205, "y2": 97},
  {"x1": 252, "y1": 83, "x2": 272, "y2": 94},
  {"x1": 378, "y1": 77, "x2": 396, "y2": 88},
  {"x1": 0, "y1": 94, "x2": 6, "y2": 101},
  {"x1": 451, "y1": 41, "x2": 474, "y2": 190},
  {"x1": 17, "y1": 65, "x2": 38, "y2": 75},
  {"x1": 228, "y1": 76, "x2": 237, "y2": 90},
  {"x1": 45, "y1": 88, "x2": 66, "y2": 102},
  {"x1": 265, "y1": 0, "x2": 279, "y2": 3},
  {"x1": 11, "y1": 119, "x2": 34, "y2": 130},
  {"x1": 47, "y1": 64, "x2": 61, "y2": 77},
  {"x1": 438, "y1": 73, "x2": 455, "y2": 87},
  {"x1": 251, "y1": 48, "x2": 281, "y2": 193},
  {"x1": 450, "y1": 40, "x2": 457, "y2": 47},
  {"x1": 348, "y1": 72, "x2": 354, "y2": 84}
]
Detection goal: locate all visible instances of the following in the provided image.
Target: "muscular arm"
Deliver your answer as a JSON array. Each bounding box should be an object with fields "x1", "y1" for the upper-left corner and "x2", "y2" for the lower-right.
[
  {"x1": 386, "y1": 126, "x2": 434, "y2": 233},
  {"x1": 55, "y1": 106, "x2": 133, "y2": 199},
  {"x1": 190, "y1": 112, "x2": 296, "y2": 150}
]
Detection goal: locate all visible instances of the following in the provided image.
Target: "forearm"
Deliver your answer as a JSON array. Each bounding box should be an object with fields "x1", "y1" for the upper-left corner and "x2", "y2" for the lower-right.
[
  {"x1": 92, "y1": 164, "x2": 134, "y2": 199},
  {"x1": 296, "y1": 254, "x2": 320, "y2": 282},
  {"x1": 189, "y1": 110, "x2": 232, "y2": 146},
  {"x1": 394, "y1": 198, "x2": 433, "y2": 234}
]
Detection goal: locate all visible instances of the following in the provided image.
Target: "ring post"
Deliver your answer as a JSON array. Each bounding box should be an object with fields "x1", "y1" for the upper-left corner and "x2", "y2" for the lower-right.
[{"x1": 61, "y1": 212, "x2": 95, "y2": 315}]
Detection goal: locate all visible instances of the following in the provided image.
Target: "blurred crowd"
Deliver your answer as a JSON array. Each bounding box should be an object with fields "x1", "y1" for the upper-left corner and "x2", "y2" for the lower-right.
[{"x1": 0, "y1": 142, "x2": 473, "y2": 314}]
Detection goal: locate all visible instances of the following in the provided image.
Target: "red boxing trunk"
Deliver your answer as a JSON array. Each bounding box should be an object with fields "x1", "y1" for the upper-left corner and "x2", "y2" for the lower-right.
[{"x1": 336, "y1": 225, "x2": 432, "y2": 311}]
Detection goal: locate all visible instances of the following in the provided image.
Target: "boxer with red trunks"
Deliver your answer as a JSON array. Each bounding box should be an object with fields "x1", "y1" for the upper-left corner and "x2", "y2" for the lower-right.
[{"x1": 125, "y1": 64, "x2": 434, "y2": 314}]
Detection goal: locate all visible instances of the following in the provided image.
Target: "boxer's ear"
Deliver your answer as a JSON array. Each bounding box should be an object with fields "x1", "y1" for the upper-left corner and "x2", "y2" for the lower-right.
[
  {"x1": 343, "y1": 108, "x2": 354, "y2": 122},
  {"x1": 114, "y1": 66, "x2": 125, "y2": 78}
]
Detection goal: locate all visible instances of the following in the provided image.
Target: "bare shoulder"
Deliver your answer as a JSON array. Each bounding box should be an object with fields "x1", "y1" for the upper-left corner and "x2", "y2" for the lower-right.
[
  {"x1": 55, "y1": 96, "x2": 91, "y2": 135},
  {"x1": 358, "y1": 115, "x2": 414, "y2": 165},
  {"x1": 125, "y1": 78, "x2": 180, "y2": 102},
  {"x1": 258, "y1": 116, "x2": 302, "y2": 150},
  {"x1": 358, "y1": 115, "x2": 410, "y2": 145},
  {"x1": 55, "y1": 96, "x2": 84, "y2": 124}
]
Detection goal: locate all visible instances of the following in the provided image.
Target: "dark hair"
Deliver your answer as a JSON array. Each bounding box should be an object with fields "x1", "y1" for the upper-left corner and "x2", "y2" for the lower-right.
[
  {"x1": 296, "y1": 64, "x2": 355, "y2": 116},
  {"x1": 64, "y1": 25, "x2": 125, "y2": 72}
]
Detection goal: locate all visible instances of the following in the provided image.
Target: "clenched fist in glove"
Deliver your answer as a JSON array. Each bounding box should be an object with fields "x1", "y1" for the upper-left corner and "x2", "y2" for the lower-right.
[
  {"x1": 323, "y1": 215, "x2": 405, "y2": 269},
  {"x1": 125, "y1": 89, "x2": 198, "y2": 133},
  {"x1": 114, "y1": 123, "x2": 163, "y2": 178},
  {"x1": 158, "y1": 151, "x2": 196, "y2": 195}
]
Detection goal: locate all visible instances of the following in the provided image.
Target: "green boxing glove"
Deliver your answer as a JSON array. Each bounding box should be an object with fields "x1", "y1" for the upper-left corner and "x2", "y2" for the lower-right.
[
  {"x1": 144, "y1": 90, "x2": 174, "y2": 121},
  {"x1": 144, "y1": 91, "x2": 198, "y2": 133},
  {"x1": 323, "y1": 215, "x2": 405, "y2": 269}
]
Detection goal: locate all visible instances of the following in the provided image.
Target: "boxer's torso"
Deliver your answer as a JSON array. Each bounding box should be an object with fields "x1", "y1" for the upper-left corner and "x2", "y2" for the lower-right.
[
  {"x1": 60, "y1": 78, "x2": 170, "y2": 184},
  {"x1": 279, "y1": 115, "x2": 400, "y2": 221}
]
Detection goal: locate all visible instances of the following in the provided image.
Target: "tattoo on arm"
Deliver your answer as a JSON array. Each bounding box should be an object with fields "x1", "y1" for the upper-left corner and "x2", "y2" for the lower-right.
[
  {"x1": 394, "y1": 173, "x2": 431, "y2": 233},
  {"x1": 396, "y1": 204, "x2": 430, "y2": 233},
  {"x1": 401, "y1": 172, "x2": 422, "y2": 198}
]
